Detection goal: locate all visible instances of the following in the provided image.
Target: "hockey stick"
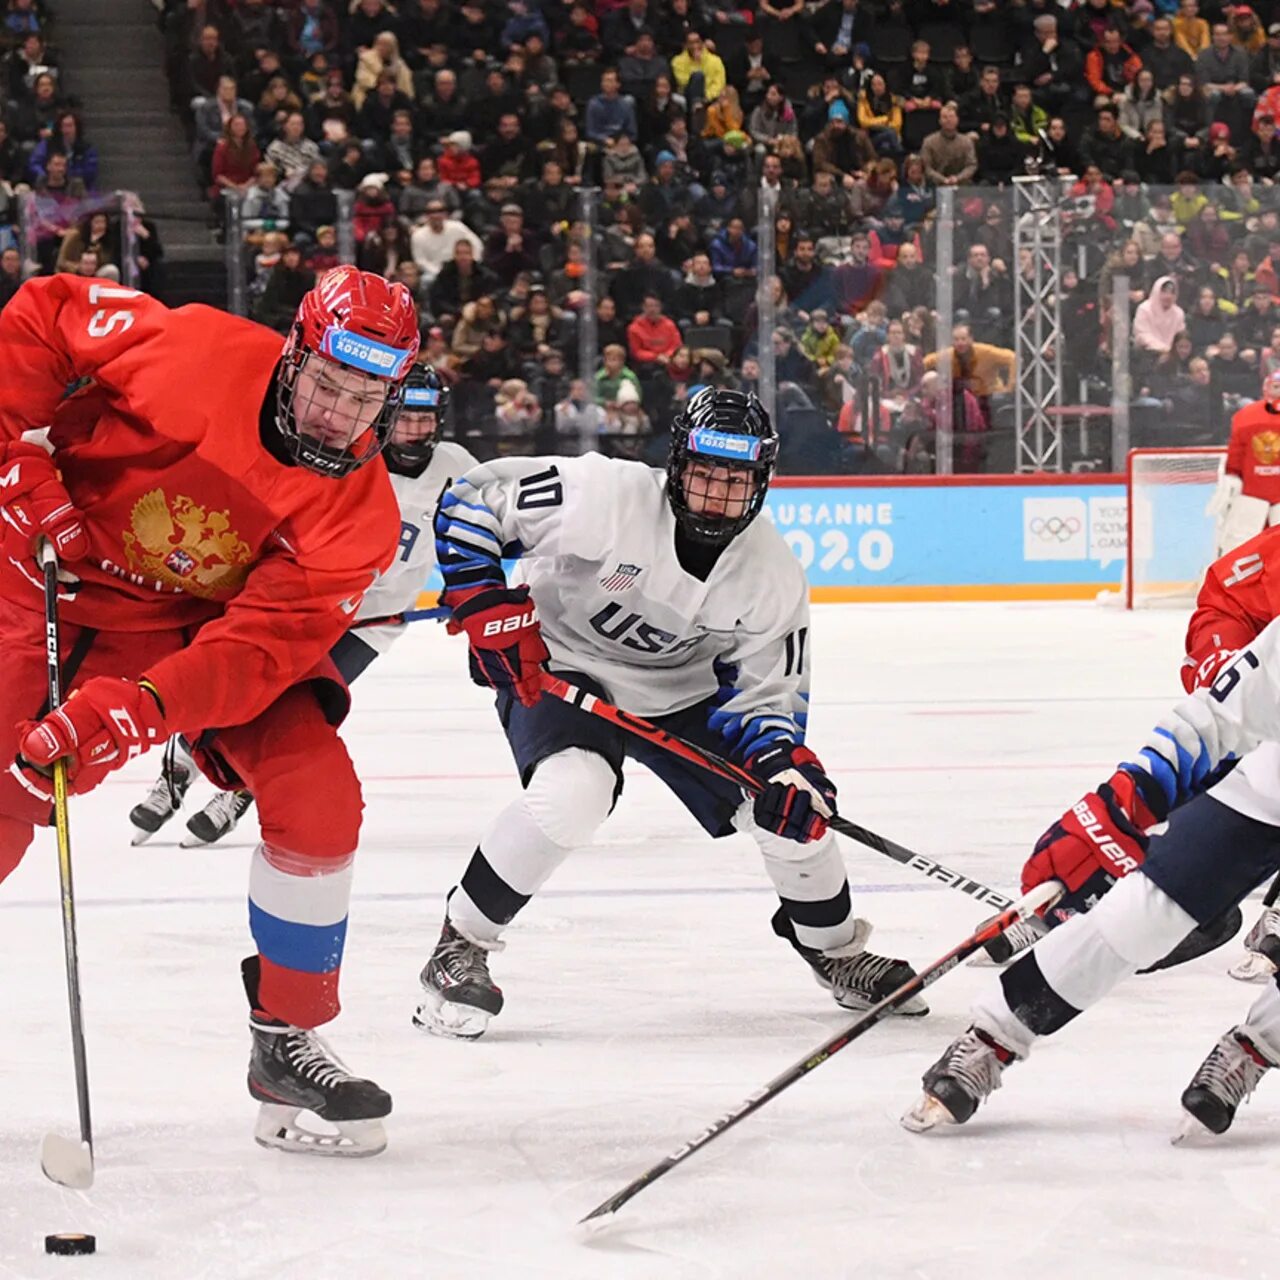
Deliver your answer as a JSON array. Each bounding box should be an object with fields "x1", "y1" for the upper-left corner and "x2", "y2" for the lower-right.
[
  {"x1": 578, "y1": 878, "x2": 1062, "y2": 1223},
  {"x1": 1264, "y1": 871, "x2": 1280, "y2": 909},
  {"x1": 38, "y1": 540, "x2": 94, "y2": 1191},
  {"x1": 540, "y1": 674, "x2": 1014, "y2": 910}
]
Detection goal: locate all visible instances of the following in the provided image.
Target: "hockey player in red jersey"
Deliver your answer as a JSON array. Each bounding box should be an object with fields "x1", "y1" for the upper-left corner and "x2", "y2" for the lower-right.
[
  {"x1": 1206, "y1": 370, "x2": 1280, "y2": 556},
  {"x1": 0, "y1": 267, "x2": 418, "y2": 1156},
  {"x1": 1181, "y1": 525, "x2": 1280, "y2": 981}
]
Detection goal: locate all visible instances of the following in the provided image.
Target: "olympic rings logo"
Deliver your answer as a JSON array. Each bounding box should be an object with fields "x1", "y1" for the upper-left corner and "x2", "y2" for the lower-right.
[{"x1": 1029, "y1": 515, "x2": 1081, "y2": 541}]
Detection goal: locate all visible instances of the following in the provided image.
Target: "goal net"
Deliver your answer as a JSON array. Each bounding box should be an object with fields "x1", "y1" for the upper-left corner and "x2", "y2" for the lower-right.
[{"x1": 1126, "y1": 447, "x2": 1227, "y2": 609}]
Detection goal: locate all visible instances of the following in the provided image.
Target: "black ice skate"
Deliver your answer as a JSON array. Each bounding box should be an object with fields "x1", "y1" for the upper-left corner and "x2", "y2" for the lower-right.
[
  {"x1": 129, "y1": 756, "x2": 193, "y2": 845},
  {"x1": 1228, "y1": 908, "x2": 1280, "y2": 983},
  {"x1": 183, "y1": 788, "x2": 255, "y2": 847},
  {"x1": 901, "y1": 1026, "x2": 1016, "y2": 1132},
  {"x1": 413, "y1": 918, "x2": 504, "y2": 1040},
  {"x1": 249, "y1": 1015, "x2": 392, "y2": 1157},
  {"x1": 771, "y1": 906, "x2": 928, "y2": 1017},
  {"x1": 970, "y1": 914, "x2": 1049, "y2": 967},
  {"x1": 1175, "y1": 1028, "x2": 1276, "y2": 1142}
]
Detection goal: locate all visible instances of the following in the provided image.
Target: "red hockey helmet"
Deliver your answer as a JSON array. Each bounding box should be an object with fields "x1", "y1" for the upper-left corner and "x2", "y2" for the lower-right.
[
  {"x1": 277, "y1": 266, "x2": 421, "y2": 477},
  {"x1": 1266, "y1": 368, "x2": 1280, "y2": 412}
]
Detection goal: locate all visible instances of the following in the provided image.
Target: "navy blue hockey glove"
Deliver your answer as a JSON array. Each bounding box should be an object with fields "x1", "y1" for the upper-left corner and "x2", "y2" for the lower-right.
[{"x1": 748, "y1": 742, "x2": 837, "y2": 843}]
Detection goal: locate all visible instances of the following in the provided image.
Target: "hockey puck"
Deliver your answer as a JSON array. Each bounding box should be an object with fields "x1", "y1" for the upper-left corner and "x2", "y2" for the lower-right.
[{"x1": 45, "y1": 1233, "x2": 96, "y2": 1256}]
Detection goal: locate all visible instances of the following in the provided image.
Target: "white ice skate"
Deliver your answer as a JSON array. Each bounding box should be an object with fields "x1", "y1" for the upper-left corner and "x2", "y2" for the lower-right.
[
  {"x1": 182, "y1": 789, "x2": 255, "y2": 847},
  {"x1": 1227, "y1": 908, "x2": 1280, "y2": 983},
  {"x1": 968, "y1": 913, "x2": 1049, "y2": 968},
  {"x1": 129, "y1": 759, "x2": 192, "y2": 846}
]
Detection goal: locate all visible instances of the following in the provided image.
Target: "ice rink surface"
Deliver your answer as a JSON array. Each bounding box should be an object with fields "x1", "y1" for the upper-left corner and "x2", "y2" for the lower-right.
[{"x1": 2, "y1": 601, "x2": 1278, "y2": 1280}]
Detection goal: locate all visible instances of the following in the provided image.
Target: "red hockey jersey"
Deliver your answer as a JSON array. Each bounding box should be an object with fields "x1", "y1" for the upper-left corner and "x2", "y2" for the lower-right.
[
  {"x1": 1225, "y1": 398, "x2": 1280, "y2": 505},
  {"x1": 0, "y1": 276, "x2": 401, "y2": 734},
  {"x1": 1182, "y1": 525, "x2": 1280, "y2": 691}
]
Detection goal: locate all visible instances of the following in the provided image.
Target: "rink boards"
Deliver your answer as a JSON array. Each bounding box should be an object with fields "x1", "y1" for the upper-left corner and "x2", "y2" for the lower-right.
[{"x1": 415, "y1": 473, "x2": 1142, "y2": 608}]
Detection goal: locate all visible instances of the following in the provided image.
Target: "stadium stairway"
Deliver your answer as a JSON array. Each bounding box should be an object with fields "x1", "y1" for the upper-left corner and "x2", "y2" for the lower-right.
[{"x1": 52, "y1": 0, "x2": 227, "y2": 308}]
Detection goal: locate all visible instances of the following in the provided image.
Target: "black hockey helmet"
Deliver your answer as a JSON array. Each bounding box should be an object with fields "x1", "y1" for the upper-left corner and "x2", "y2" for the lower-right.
[
  {"x1": 666, "y1": 386, "x2": 778, "y2": 546},
  {"x1": 385, "y1": 363, "x2": 448, "y2": 475}
]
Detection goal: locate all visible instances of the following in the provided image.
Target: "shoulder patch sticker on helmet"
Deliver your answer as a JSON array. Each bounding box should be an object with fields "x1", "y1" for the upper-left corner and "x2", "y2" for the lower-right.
[
  {"x1": 687, "y1": 426, "x2": 763, "y2": 461},
  {"x1": 321, "y1": 325, "x2": 415, "y2": 380}
]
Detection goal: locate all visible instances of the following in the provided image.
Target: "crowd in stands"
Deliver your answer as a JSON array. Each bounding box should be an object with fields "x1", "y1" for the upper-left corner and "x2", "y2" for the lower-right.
[
  {"x1": 0, "y1": 2, "x2": 165, "y2": 305},
  {"x1": 9, "y1": 0, "x2": 1280, "y2": 467}
]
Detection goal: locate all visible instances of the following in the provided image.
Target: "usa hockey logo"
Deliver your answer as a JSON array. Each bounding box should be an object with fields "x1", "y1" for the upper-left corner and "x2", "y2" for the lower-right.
[{"x1": 600, "y1": 562, "x2": 642, "y2": 591}]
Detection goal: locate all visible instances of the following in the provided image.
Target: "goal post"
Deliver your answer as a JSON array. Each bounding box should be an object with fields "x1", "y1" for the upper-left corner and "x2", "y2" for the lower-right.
[{"x1": 1126, "y1": 446, "x2": 1227, "y2": 609}]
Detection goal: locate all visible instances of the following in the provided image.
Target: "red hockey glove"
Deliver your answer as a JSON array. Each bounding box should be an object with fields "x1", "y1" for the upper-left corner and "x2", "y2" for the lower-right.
[
  {"x1": 0, "y1": 442, "x2": 88, "y2": 567},
  {"x1": 1180, "y1": 646, "x2": 1237, "y2": 694},
  {"x1": 445, "y1": 584, "x2": 549, "y2": 708},
  {"x1": 748, "y1": 742, "x2": 838, "y2": 843},
  {"x1": 18, "y1": 677, "x2": 168, "y2": 785},
  {"x1": 1021, "y1": 768, "x2": 1164, "y2": 923}
]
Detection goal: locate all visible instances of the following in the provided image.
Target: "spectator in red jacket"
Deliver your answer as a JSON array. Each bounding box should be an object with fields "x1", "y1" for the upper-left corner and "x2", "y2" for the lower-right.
[
  {"x1": 626, "y1": 293, "x2": 683, "y2": 372},
  {"x1": 351, "y1": 172, "x2": 396, "y2": 243},
  {"x1": 438, "y1": 130, "x2": 481, "y2": 188},
  {"x1": 1086, "y1": 28, "x2": 1142, "y2": 105}
]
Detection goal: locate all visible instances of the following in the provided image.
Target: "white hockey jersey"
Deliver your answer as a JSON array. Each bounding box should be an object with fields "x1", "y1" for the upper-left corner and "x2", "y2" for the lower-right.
[
  {"x1": 1131, "y1": 614, "x2": 1280, "y2": 825},
  {"x1": 435, "y1": 453, "x2": 811, "y2": 754},
  {"x1": 357, "y1": 440, "x2": 476, "y2": 655}
]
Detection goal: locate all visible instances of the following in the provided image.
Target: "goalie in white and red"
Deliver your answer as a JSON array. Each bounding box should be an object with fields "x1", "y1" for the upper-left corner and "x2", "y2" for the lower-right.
[{"x1": 1206, "y1": 369, "x2": 1280, "y2": 557}]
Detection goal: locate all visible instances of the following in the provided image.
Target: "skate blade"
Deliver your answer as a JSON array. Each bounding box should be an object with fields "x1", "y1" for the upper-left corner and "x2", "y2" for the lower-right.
[
  {"x1": 1227, "y1": 951, "x2": 1277, "y2": 983},
  {"x1": 40, "y1": 1133, "x2": 94, "y2": 1189},
  {"x1": 833, "y1": 992, "x2": 930, "y2": 1017},
  {"x1": 254, "y1": 1104, "x2": 387, "y2": 1158},
  {"x1": 179, "y1": 830, "x2": 218, "y2": 848},
  {"x1": 130, "y1": 827, "x2": 155, "y2": 847},
  {"x1": 1172, "y1": 1110, "x2": 1222, "y2": 1146},
  {"x1": 412, "y1": 992, "x2": 493, "y2": 1040},
  {"x1": 900, "y1": 1093, "x2": 958, "y2": 1134}
]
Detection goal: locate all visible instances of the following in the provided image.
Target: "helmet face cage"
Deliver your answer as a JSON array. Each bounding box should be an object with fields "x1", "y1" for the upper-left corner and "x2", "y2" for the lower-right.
[
  {"x1": 277, "y1": 336, "x2": 410, "y2": 477},
  {"x1": 276, "y1": 267, "x2": 420, "y2": 478},
  {"x1": 666, "y1": 388, "x2": 778, "y2": 546},
  {"x1": 385, "y1": 367, "x2": 448, "y2": 472}
]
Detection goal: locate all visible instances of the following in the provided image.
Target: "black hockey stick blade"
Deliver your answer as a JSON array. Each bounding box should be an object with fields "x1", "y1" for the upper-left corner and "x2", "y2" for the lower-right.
[
  {"x1": 577, "y1": 880, "x2": 1063, "y2": 1224},
  {"x1": 1137, "y1": 903, "x2": 1243, "y2": 974},
  {"x1": 40, "y1": 1133, "x2": 93, "y2": 1190}
]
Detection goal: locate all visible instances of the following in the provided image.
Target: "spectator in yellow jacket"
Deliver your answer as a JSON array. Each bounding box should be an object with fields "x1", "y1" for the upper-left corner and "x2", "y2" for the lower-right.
[
  {"x1": 923, "y1": 323, "x2": 1016, "y2": 399},
  {"x1": 671, "y1": 30, "x2": 726, "y2": 104},
  {"x1": 1173, "y1": 0, "x2": 1210, "y2": 58},
  {"x1": 856, "y1": 73, "x2": 904, "y2": 154}
]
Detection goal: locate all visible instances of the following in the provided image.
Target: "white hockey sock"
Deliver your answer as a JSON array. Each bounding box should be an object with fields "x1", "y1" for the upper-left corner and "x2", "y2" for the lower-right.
[
  {"x1": 737, "y1": 803, "x2": 857, "y2": 952},
  {"x1": 448, "y1": 748, "x2": 616, "y2": 946},
  {"x1": 973, "y1": 872, "x2": 1197, "y2": 1059}
]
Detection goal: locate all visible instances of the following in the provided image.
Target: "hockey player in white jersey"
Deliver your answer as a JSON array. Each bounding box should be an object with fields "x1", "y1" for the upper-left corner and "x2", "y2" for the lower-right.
[
  {"x1": 902, "y1": 625, "x2": 1280, "y2": 1140},
  {"x1": 129, "y1": 366, "x2": 476, "y2": 845},
  {"x1": 415, "y1": 386, "x2": 926, "y2": 1040}
]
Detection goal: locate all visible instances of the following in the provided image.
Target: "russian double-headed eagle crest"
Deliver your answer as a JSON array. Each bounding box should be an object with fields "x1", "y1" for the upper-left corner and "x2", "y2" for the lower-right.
[{"x1": 122, "y1": 489, "x2": 252, "y2": 598}]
